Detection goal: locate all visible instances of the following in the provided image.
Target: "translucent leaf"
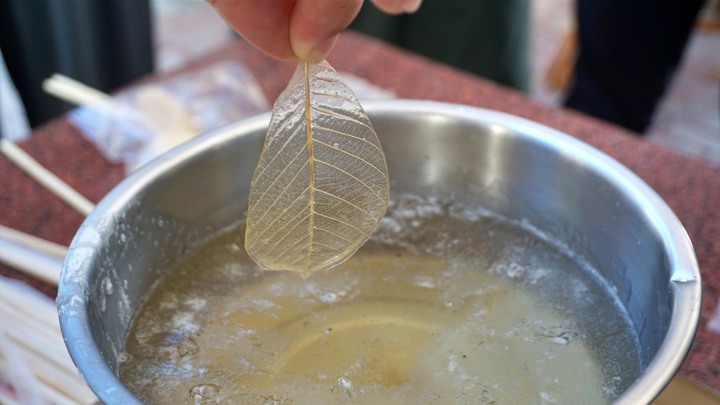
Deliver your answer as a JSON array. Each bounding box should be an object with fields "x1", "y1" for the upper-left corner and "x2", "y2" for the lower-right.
[{"x1": 245, "y1": 61, "x2": 389, "y2": 278}]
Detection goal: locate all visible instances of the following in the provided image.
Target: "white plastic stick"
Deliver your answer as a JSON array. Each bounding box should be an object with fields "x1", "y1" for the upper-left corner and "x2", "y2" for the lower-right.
[{"x1": 0, "y1": 138, "x2": 95, "y2": 216}]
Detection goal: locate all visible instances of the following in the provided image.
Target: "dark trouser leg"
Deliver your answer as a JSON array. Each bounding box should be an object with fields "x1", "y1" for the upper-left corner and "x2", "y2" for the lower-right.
[
  {"x1": 564, "y1": 0, "x2": 704, "y2": 134},
  {"x1": 0, "y1": 0, "x2": 154, "y2": 128}
]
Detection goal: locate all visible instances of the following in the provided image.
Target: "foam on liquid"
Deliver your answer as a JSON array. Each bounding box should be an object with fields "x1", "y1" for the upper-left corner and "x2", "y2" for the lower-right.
[{"x1": 119, "y1": 195, "x2": 640, "y2": 404}]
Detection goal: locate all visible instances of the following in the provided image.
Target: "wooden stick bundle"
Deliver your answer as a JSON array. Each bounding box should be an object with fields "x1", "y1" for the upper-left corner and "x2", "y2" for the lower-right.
[{"x1": 0, "y1": 277, "x2": 98, "y2": 405}]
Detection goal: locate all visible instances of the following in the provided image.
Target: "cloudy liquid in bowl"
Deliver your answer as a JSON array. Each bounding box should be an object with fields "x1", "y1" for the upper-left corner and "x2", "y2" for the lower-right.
[{"x1": 119, "y1": 195, "x2": 640, "y2": 404}]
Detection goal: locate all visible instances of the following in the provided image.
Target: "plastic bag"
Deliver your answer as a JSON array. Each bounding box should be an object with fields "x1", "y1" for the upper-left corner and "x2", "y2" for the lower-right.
[{"x1": 70, "y1": 60, "x2": 270, "y2": 173}]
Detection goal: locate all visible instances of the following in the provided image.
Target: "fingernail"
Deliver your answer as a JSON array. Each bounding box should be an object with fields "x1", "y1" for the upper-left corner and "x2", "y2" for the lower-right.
[
  {"x1": 292, "y1": 34, "x2": 339, "y2": 63},
  {"x1": 293, "y1": 34, "x2": 338, "y2": 64},
  {"x1": 403, "y1": 0, "x2": 422, "y2": 13}
]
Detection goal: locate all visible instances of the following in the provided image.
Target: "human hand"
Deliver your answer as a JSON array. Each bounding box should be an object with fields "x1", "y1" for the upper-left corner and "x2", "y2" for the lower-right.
[{"x1": 208, "y1": 0, "x2": 422, "y2": 63}]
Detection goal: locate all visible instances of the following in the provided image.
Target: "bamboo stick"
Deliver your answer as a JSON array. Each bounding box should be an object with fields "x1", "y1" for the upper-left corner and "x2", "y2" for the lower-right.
[
  {"x1": 0, "y1": 320, "x2": 47, "y2": 405},
  {"x1": 0, "y1": 300, "x2": 61, "y2": 345},
  {"x1": 42, "y1": 74, "x2": 111, "y2": 106},
  {"x1": 0, "y1": 278, "x2": 60, "y2": 329},
  {"x1": 38, "y1": 381, "x2": 88, "y2": 405},
  {"x1": 13, "y1": 343, "x2": 97, "y2": 404},
  {"x1": 0, "y1": 239, "x2": 61, "y2": 285},
  {"x1": 39, "y1": 386, "x2": 82, "y2": 405},
  {"x1": 42, "y1": 73, "x2": 160, "y2": 132},
  {"x1": 0, "y1": 298, "x2": 75, "y2": 379},
  {"x1": 2, "y1": 322, "x2": 72, "y2": 377},
  {"x1": 0, "y1": 225, "x2": 68, "y2": 258},
  {"x1": 0, "y1": 139, "x2": 95, "y2": 216},
  {"x1": 0, "y1": 309, "x2": 59, "y2": 346},
  {"x1": 0, "y1": 226, "x2": 66, "y2": 285},
  {"x1": 0, "y1": 353, "x2": 98, "y2": 405}
]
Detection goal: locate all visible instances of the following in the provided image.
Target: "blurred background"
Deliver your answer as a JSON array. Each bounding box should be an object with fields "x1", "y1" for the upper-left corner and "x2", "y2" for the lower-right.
[
  {"x1": 1, "y1": 2, "x2": 719, "y2": 403},
  {"x1": 1, "y1": 0, "x2": 718, "y2": 164}
]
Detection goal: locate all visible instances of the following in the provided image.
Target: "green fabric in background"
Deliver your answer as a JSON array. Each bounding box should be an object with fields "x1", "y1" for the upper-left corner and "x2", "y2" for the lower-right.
[{"x1": 351, "y1": 0, "x2": 530, "y2": 93}]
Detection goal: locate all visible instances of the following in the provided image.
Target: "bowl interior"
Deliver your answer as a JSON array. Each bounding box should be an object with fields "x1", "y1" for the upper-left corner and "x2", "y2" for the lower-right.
[{"x1": 58, "y1": 101, "x2": 700, "y2": 404}]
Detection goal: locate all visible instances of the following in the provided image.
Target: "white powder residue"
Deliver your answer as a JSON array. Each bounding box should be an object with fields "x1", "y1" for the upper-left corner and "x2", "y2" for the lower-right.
[
  {"x1": 103, "y1": 277, "x2": 114, "y2": 295},
  {"x1": 414, "y1": 276, "x2": 436, "y2": 289},
  {"x1": 186, "y1": 297, "x2": 207, "y2": 311},
  {"x1": 540, "y1": 391, "x2": 557, "y2": 402},
  {"x1": 320, "y1": 292, "x2": 339, "y2": 303},
  {"x1": 447, "y1": 359, "x2": 457, "y2": 373},
  {"x1": 250, "y1": 299, "x2": 280, "y2": 312},
  {"x1": 337, "y1": 377, "x2": 352, "y2": 389},
  {"x1": 172, "y1": 312, "x2": 200, "y2": 335}
]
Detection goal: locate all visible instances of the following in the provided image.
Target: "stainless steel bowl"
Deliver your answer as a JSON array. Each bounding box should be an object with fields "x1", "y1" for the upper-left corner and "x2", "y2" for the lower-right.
[{"x1": 57, "y1": 100, "x2": 701, "y2": 404}]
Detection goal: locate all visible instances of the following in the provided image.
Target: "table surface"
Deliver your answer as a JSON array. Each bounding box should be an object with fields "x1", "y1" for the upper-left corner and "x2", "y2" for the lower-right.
[{"x1": 1, "y1": 32, "x2": 719, "y2": 394}]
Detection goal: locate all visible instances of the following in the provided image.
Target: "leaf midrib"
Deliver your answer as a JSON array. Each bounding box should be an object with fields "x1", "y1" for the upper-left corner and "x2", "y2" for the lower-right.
[{"x1": 304, "y1": 61, "x2": 315, "y2": 274}]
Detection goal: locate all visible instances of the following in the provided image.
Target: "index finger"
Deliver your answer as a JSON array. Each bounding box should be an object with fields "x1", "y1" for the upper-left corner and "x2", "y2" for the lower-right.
[{"x1": 209, "y1": 0, "x2": 296, "y2": 60}]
